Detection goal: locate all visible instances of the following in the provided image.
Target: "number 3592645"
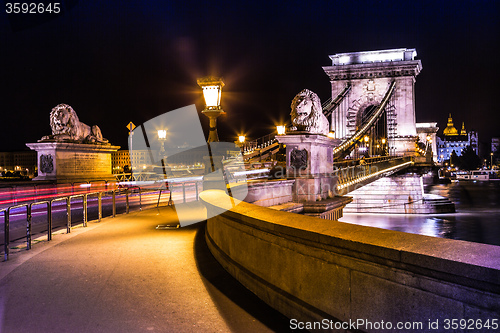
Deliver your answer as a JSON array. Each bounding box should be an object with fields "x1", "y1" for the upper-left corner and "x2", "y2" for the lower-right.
[{"x1": 6, "y1": 3, "x2": 61, "y2": 14}]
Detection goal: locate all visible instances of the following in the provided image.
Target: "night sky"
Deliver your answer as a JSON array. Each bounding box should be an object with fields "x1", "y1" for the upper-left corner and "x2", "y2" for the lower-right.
[{"x1": 1, "y1": 0, "x2": 499, "y2": 154}]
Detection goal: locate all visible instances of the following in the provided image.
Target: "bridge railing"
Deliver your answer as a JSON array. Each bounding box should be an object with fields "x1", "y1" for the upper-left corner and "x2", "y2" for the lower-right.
[
  {"x1": 0, "y1": 180, "x2": 120, "y2": 210},
  {"x1": 334, "y1": 156, "x2": 413, "y2": 193},
  {"x1": 1, "y1": 180, "x2": 202, "y2": 261},
  {"x1": 332, "y1": 81, "x2": 396, "y2": 160},
  {"x1": 242, "y1": 132, "x2": 278, "y2": 155}
]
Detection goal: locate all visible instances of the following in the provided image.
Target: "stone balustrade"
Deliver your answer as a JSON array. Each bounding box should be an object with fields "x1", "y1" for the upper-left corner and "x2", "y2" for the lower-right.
[{"x1": 200, "y1": 189, "x2": 500, "y2": 332}]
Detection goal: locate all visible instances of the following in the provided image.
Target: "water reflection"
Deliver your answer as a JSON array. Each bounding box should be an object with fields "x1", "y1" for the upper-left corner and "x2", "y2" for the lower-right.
[{"x1": 340, "y1": 181, "x2": 500, "y2": 246}]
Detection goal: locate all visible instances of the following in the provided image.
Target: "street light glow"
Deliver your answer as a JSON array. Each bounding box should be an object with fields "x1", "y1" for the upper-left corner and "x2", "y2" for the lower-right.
[
  {"x1": 277, "y1": 125, "x2": 286, "y2": 135},
  {"x1": 197, "y1": 76, "x2": 225, "y2": 110},
  {"x1": 158, "y1": 129, "x2": 167, "y2": 140}
]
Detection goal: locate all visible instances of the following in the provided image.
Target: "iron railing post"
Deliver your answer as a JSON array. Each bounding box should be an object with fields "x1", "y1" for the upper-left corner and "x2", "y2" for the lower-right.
[
  {"x1": 139, "y1": 188, "x2": 142, "y2": 211},
  {"x1": 195, "y1": 182, "x2": 199, "y2": 200},
  {"x1": 157, "y1": 189, "x2": 162, "y2": 208},
  {"x1": 66, "y1": 197, "x2": 71, "y2": 233},
  {"x1": 126, "y1": 189, "x2": 129, "y2": 214},
  {"x1": 83, "y1": 194, "x2": 88, "y2": 227},
  {"x1": 112, "y1": 190, "x2": 116, "y2": 217},
  {"x1": 4, "y1": 210, "x2": 9, "y2": 261},
  {"x1": 182, "y1": 183, "x2": 186, "y2": 203},
  {"x1": 27, "y1": 204, "x2": 32, "y2": 250},
  {"x1": 98, "y1": 192, "x2": 102, "y2": 222},
  {"x1": 47, "y1": 201, "x2": 52, "y2": 241}
]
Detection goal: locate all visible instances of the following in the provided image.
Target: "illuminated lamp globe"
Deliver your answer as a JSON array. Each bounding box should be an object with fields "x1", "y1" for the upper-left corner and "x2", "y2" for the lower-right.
[{"x1": 276, "y1": 125, "x2": 286, "y2": 135}]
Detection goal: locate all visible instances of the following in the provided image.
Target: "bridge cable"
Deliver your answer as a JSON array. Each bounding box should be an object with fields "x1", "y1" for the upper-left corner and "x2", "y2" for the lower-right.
[{"x1": 332, "y1": 81, "x2": 396, "y2": 160}]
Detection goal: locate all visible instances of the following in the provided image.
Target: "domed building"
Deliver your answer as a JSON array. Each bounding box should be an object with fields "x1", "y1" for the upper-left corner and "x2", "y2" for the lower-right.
[
  {"x1": 437, "y1": 113, "x2": 479, "y2": 164},
  {"x1": 443, "y1": 113, "x2": 458, "y2": 136}
]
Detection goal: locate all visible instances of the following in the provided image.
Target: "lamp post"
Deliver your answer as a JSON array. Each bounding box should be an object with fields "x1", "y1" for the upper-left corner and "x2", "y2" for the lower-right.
[
  {"x1": 197, "y1": 76, "x2": 225, "y2": 143},
  {"x1": 364, "y1": 135, "x2": 369, "y2": 157},
  {"x1": 157, "y1": 129, "x2": 172, "y2": 206},
  {"x1": 276, "y1": 125, "x2": 286, "y2": 136},
  {"x1": 236, "y1": 135, "x2": 246, "y2": 151},
  {"x1": 158, "y1": 129, "x2": 166, "y2": 161},
  {"x1": 491, "y1": 152, "x2": 494, "y2": 169}
]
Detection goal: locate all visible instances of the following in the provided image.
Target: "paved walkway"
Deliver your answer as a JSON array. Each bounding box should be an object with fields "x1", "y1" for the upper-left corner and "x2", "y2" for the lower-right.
[{"x1": 0, "y1": 203, "x2": 292, "y2": 332}]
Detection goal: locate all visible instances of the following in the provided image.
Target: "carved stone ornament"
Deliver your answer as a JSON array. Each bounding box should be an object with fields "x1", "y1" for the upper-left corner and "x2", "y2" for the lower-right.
[
  {"x1": 290, "y1": 148, "x2": 308, "y2": 170},
  {"x1": 40, "y1": 154, "x2": 54, "y2": 173},
  {"x1": 40, "y1": 104, "x2": 109, "y2": 144},
  {"x1": 289, "y1": 89, "x2": 330, "y2": 135}
]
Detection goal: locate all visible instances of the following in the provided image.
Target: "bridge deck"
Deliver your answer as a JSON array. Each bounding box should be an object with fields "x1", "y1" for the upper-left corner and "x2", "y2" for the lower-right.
[{"x1": 0, "y1": 204, "x2": 292, "y2": 332}]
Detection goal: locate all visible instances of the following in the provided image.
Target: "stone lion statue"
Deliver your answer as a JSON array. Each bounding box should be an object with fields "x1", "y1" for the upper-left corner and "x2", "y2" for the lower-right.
[
  {"x1": 289, "y1": 89, "x2": 329, "y2": 135},
  {"x1": 41, "y1": 104, "x2": 108, "y2": 143}
]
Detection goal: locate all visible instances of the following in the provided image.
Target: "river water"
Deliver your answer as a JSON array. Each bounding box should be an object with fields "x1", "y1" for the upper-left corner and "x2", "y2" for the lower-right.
[{"x1": 340, "y1": 180, "x2": 500, "y2": 246}]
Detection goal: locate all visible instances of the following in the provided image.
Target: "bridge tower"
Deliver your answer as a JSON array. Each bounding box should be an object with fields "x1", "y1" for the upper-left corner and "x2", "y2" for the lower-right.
[{"x1": 323, "y1": 48, "x2": 422, "y2": 156}]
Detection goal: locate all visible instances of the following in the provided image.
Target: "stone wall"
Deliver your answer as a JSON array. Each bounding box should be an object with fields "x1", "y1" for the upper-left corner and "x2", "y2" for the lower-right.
[
  {"x1": 243, "y1": 179, "x2": 295, "y2": 207},
  {"x1": 344, "y1": 174, "x2": 455, "y2": 214},
  {"x1": 201, "y1": 190, "x2": 499, "y2": 333}
]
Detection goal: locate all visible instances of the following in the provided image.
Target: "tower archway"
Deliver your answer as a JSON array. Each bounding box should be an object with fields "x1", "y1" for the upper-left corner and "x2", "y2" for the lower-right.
[{"x1": 323, "y1": 48, "x2": 422, "y2": 156}]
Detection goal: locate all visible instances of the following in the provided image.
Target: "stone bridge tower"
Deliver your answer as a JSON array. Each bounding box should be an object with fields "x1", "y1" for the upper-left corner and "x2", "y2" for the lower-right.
[{"x1": 323, "y1": 48, "x2": 422, "y2": 156}]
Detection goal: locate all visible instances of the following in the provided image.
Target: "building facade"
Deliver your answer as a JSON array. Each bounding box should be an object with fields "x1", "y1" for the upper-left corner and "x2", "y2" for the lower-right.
[
  {"x1": 323, "y1": 48, "x2": 422, "y2": 156},
  {"x1": 0, "y1": 151, "x2": 37, "y2": 175},
  {"x1": 416, "y1": 122, "x2": 439, "y2": 162},
  {"x1": 436, "y1": 114, "x2": 478, "y2": 163},
  {"x1": 492, "y1": 138, "x2": 499, "y2": 154}
]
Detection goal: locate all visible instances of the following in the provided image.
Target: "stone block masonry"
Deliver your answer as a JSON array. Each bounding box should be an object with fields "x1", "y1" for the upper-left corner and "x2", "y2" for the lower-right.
[
  {"x1": 344, "y1": 174, "x2": 455, "y2": 213},
  {"x1": 201, "y1": 190, "x2": 498, "y2": 333}
]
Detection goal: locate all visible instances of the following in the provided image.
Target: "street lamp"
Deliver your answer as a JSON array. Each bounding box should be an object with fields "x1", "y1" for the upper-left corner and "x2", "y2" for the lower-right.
[
  {"x1": 235, "y1": 135, "x2": 246, "y2": 151},
  {"x1": 491, "y1": 152, "x2": 494, "y2": 169},
  {"x1": 364, "y1": 135, "x2": 370, "y2": 156},
  {"x1": 276, "y1": 125, "x2": 286, "y2": 136},
  {"x1": 157, "y1": 129, "x2": 173, "y2": 206},
  {"x1": 158, "y1": 129, "x2": 167, "y2": 161},
  {"x1": 197, "y1": 76, "x2": 225, "y2": 142}
]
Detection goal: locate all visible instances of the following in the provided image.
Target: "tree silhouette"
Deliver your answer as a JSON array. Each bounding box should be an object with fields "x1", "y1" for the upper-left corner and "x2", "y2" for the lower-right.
[{"x1": 458, "y1": 145, "x2": 481, "y2": 170}]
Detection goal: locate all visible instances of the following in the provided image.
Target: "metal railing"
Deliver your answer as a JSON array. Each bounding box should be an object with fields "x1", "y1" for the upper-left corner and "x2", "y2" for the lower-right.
[
  {"x1": 332, "y1": 81, "x2": 396, "y2": 160},
  {"x1": 1, "y1": 180, "x2": 202, "y2": 261},
  {"x1": 335, "y1": 156, "x2": 413, "y2": 192},
  {"x1": 242, "y1": 132, "x2": 278, "y2": 155},
  {"x1": 0, "y1": 180, "x2": 116, "y2": 209}
]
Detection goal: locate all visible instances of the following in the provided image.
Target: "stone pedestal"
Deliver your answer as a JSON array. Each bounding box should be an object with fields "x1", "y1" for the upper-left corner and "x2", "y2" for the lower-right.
[
  {"x1": 26, "y1": 142, "x2": 120, "y2": 182},
  {"x1": 276, "y1": 133, "x2": 340, "y2": 201}
]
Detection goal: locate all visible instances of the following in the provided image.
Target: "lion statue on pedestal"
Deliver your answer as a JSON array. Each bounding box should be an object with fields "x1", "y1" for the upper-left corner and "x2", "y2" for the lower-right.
[
  {"x1": 289, "y1": 89, "x2": 330, "y2": 135},
  {"x1": 41, "y1": 104, "x2": 108, "y2": 144}
]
